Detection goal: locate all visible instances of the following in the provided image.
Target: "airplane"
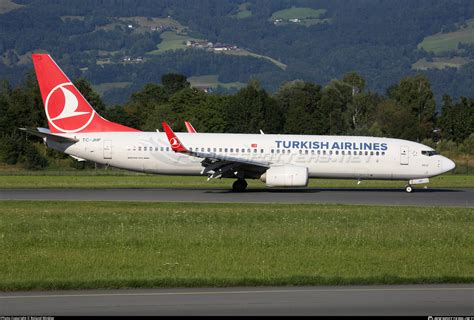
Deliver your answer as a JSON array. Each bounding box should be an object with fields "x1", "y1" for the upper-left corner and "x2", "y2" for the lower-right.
[{"x1": 22, "y1": 53, "x2": 456, "y2": 193}]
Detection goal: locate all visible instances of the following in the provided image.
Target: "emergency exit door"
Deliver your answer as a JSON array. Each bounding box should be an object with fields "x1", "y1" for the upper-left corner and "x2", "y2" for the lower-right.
[
  {"x1": 104, "y1": 140, "x2": 112, "y2": 159},
  {"x1": 400, "y1": 146, "x2": 409, "y2": 165}
]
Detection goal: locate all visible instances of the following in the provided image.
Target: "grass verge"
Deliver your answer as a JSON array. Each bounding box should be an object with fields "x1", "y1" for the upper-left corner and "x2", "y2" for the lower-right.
[
  {"x1": 0, "y1": 201, "x2": 472, "y2": 291},
  {"x1": 0, "y1": 173, "x2": 472, "y2": 189}
]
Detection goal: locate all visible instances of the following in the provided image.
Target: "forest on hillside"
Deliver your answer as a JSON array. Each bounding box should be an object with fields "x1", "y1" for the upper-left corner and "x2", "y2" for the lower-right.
[{"x1": 0, "y1": 0, "x2": 473, "y2": 105}]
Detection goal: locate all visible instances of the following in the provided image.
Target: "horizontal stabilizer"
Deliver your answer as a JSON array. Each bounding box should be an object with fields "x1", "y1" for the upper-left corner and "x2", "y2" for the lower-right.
[{"x1": 19, "y1": 127, "x2": 78, "y2": 143}]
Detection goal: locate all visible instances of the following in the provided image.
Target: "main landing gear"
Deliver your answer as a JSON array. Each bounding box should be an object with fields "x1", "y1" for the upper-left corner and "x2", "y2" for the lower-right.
[{"x1": 232, "y1": 179, "x2": 248, "y2": 192}]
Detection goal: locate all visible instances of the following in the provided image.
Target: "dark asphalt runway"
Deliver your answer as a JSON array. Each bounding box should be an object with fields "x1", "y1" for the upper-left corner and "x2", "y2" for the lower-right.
[
  {"x1": 0, "y1": 188, "x2": 473, "y2": 207},
  {"x1": 1, "y1": 285, "x2": 472, "y2": 316}
]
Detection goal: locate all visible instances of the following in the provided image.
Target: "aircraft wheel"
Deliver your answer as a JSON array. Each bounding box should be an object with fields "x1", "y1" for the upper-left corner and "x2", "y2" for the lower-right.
[
  {"x1": 232, "y1": 179, "x2": 248, "y2": 192},
  {"x1": 405, "y1": 185, "x2": 413, "y2": 193}
]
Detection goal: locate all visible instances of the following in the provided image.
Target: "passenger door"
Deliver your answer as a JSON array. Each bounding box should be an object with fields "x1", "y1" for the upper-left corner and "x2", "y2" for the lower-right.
[
  {"x1": 400, "y1": 146, "x2": 409, "y2": 165},
  {"x1": 103, "y1": 140, "x2": 112, "y2": 159}
]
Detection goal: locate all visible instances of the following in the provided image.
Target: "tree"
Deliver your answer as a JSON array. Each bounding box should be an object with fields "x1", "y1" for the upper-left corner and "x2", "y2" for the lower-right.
[
  {"x1": 388, "y1": 75, "x2": 436, "y2": 141},
  {"x1": 276, "y1": 80, "x2": 323, "y2": 134},
  {"x1": 125, "y1": 83, "x2": 168, "y2": 129},
  {"x1": 439, "y1": 95, "x2": 474, "y2": 142},
  {"x1": 225, "y1": 81, "x2": 282, "y2": 133},
  {"x1": 346, "y1": 92, "x2": 382, "y2": 135},
  {"x1": 161, "y1": 73, "x2": 190, "y2": 97},
  {"x1": 320, "y1": 80, "x2": 353, "y2": 135},
  {"x1": 342, "y1": 72, "x2": 366, "y2": 95},
  {"x1": 23, "y1": 143, "x2": 48, "y2": 170},
  {"x1": 374, "y1": 99, "x2": 418, "y2": 140}
]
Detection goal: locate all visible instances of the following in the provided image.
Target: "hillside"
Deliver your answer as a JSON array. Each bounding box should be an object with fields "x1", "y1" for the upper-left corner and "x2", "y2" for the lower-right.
[{"x1": 0, "y1": 0, "x2": 473, "y2": 105}]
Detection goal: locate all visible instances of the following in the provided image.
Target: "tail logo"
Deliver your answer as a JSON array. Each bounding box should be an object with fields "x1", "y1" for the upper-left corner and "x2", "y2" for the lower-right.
[
  {"x1": 170, "y1": 137, "x2": 181, "y2": 149},
  {"x1": 45, "y1": 83, "x2": 95, "y2": 133}
]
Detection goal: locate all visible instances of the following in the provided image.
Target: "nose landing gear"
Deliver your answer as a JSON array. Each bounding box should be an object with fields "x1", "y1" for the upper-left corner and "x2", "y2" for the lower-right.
[
  {"x1": 232, "y1": 179, "x2": 248, "y2": 192},
  {"x1": 405, "y1": 185, "x2": 413, "y2": 193}
]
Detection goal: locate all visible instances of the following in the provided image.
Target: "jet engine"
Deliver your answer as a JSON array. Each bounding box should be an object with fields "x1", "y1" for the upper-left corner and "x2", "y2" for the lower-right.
[{"x1": 260, "y1": 165, "x2": 309, "y2": 187}]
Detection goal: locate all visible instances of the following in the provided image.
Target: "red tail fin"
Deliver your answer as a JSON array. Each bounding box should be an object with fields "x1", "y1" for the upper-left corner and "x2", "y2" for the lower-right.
[
  {"x1": 162, "y1": 122, "x2": 188, "y2": 153},
  {"x1": 184, "y1": 121, "x2": 197, "y2": 133},
  {"x1": 32, "y1": 53, "x2": 139, "y2": 133}
]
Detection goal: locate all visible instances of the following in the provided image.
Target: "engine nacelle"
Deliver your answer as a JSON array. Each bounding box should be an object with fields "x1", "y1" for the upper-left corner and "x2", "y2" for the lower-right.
[{"x1": 260, "y1": 165, "x2": 309, "y2": 187}]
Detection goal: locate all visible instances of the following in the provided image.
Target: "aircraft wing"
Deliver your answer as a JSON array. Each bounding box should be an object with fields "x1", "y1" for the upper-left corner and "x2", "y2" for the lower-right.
[{"x1": 162, "y1": 122, "x2": 269, "y2": 179}]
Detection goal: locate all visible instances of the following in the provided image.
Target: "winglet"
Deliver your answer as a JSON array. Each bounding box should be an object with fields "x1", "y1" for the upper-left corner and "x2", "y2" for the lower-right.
[
  {"x1": 162, "y1": 122, "x2": 188, "y2": 152},
  {"x1": 184, "y1": 121, "x2": 197, "y2": 133}
]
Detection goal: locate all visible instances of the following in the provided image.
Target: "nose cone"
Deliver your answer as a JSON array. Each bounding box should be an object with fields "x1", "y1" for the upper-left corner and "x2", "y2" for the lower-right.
[{"x1": 442, "y1": 157, "x2": 456, "y2": 173}]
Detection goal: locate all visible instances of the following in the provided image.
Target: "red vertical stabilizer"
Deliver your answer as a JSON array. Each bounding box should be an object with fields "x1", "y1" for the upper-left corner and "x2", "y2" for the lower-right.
[{"x1": 32, "y1": 53, "x2": 139, "y2": 133}]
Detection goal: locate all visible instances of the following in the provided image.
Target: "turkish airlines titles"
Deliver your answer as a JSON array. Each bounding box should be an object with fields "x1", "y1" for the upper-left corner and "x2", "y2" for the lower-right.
[{"x1": 274, "y1": 140, "x2": 389, "y2": 151}]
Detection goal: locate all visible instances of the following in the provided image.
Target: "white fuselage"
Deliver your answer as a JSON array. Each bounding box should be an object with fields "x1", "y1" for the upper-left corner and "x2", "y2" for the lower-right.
[{"x1": 48, "y1": 132, "x2": 454, "y2": 180}]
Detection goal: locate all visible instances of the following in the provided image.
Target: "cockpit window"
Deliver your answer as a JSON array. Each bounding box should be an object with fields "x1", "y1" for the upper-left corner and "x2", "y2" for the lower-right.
[{"x1": 421, "y1": 150, "x2": 438, "y2": 156}]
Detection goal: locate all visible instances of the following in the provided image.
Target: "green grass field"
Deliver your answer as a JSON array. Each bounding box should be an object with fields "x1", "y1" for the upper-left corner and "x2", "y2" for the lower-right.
[
  {"x1": 270, "y1": 7, "x2": 329, "y2": 27},
  {"x1": 1, "y1": 201, "x2": 472, "y2": 291},
  {"x1": 0, "y1": 172, "x2": 472, "y2": 189},
  {"x1": 411, "y1": 57, "x2": 470, "y2": 70},
  {"x1": 188, "y1": 74, "x2": 246, "y2": 90},
  {"x1": 92, "y1": 82, "x2": 133, "y2": 96},
  {"x1": 148, "y1": 31, "x2": 205, "y2": 54},
  {"x1": 270, "y1": 7, "x2": 326, "y2": 20},
  {"x1": 233, "y1": 2, "x2": 252, "y2": 19},
  {"x1": 0, "y1": 0, "x2": 24, "y2": 14},
  {"x1": 418, "y1": 19, "x2": 474, "y2": 53}
]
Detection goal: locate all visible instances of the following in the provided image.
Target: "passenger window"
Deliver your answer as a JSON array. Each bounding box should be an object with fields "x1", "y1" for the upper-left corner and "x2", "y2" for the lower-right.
[
  {"x1": 271, "y1": 149, "x2": 274, "y2": 153},
  {"x1": 305, "y1": 150, "x2": 308, "y2": 154},
  {"x1": 323, "y1": 150, "x2": 326, "y2": 155},
  {"x1": 230, "y1": 148, "x2": 234, "y2": 152},
  {"x1": 329, "y1": 150, "x2": 332, "y2": 155},
  {"x1": 225, "y1": 148, "x2": 228, "y2": 153},
  {"x1": 376, "y1": 151, "x2": 379, "y2": 156},
  {"x1": 341, "y1": 151, "x2": 344, "y2": 155},
  {"x1": 166, "y1": 147, "x2": 169, "y2": 151},
  {"x1": 254, "y1": 149, "x2": 257, "y2": 153},
  {"x1": 138, "y1": 147, "x2": 142, "y2": 151},
  {"x1": 370, "y1": 151, "x2": 374, "y2": 156}
]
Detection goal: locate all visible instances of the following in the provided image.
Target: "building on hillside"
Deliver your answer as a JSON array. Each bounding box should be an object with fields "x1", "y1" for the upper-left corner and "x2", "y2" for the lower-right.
[{"x1": 193, "y1": 85, "x2": 213, "y2": 93}]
